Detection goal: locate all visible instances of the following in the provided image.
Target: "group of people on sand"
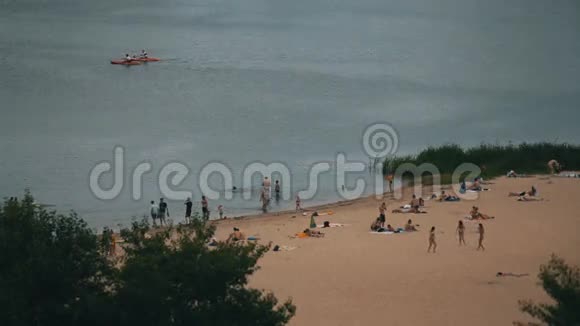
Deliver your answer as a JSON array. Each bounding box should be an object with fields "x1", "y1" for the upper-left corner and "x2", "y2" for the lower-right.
[
  {"x1": 454, "y1": 220, "x2": 486, "y2": 251},
  {"x1": 428, "y1": 222, "x2": 485, "y2": 253},
  {"x1": 370, "y1": 217, "x2": 418, "y2": 233},
  {"x1": 123, "y1": 49, "x2": 149, "y2": 62}
]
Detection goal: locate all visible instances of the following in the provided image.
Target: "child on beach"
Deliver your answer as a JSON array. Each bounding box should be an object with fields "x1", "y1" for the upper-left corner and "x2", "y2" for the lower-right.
[
  {"x1": 427, "y1": 226, "x2": 437, "y2": 253},
  {"x1": 456, "y1": 220, "x2": 466, "y2": 246},
  {"x1": 218, "y1": 205, "x2": 224, "y2": 219},
  {"x1": 477, "y1": 223, "x2": 485, "y2": 251}
]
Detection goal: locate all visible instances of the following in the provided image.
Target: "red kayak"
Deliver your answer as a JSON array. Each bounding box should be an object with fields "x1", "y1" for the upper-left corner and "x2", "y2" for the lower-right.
[
  {"x1": 135, "y1": 57, "x2": 161, "y2": 62},
  {"x1": 110, "y1": 60, "x2": 142, "y2": 65}
]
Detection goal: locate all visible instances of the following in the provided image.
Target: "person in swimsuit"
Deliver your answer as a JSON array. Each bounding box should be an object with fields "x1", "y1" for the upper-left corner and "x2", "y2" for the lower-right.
[
  {"x1": 427, "y1": 226, "x2": 437, "y2": 253},
  {"x1": 470, "y1": 206, "x2": 494, "y2": 220},
  {"x1": 509, "y1": 186, "x2": 537, "y2": 197},
  {"x1": 404, "y1": 219, "x2": 418, "y2": 232},
  {"x1": 226, "y1": 227, "x2": 245, "y2": 243},
  {"x1": 150, "y1": 200, "x2": 159, "y2": 226},
  {"x1": 456, "y1": 220, "x2": 466, "y2": 246},
  {"x1": 378, "y1": 202, "x2": 387, "y2": 227},
  {"x1": 477, "y1": 223, "x2": 485, "y2": 251}
]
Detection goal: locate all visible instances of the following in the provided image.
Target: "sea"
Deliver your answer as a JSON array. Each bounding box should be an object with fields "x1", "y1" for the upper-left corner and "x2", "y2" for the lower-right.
[{"x1": 1, "y1": 0, "x2": 579, "y2": 229}]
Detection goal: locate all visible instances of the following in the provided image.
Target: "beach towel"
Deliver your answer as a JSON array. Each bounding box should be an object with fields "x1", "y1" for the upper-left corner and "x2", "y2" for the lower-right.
[{"x1": 272, "y1": 245, "x2": 297, "y2": 252}]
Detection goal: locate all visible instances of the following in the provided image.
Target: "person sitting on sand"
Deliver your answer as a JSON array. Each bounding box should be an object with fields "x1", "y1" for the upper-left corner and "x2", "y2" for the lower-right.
[
  {"x1": 385, "y1": 224, "x2": 396, "y2": 232},
  {"x1": 509, "y1": 186, "x2": 537, "y2": 197},
  {"x1": 226, "y1": 227, "x2": 245, "y2": 243},
  {"x1": 468, "y1": 178, "x2": 482, "y2": 191},
  {"x1": 517, "y1": 195, "x2": 544, "y2": 202},
  {"x1": 404, "y1": 219, "x2": 418, "y2": 232},
  {"x1": 469, "y1": 206, "x2": 494, "y2": 220},
  {"x1": 409, "y1": 195, "x2": 421, "y2": 209},
  {"x1": 370, "y1": 218, "x2": 382, "y2": 232}
]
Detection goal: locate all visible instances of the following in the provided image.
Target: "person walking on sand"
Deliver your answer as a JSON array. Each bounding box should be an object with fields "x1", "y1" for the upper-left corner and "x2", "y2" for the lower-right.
[
  {"x1": 379, "y1": 202, "x2": 387, "y2": 227},
  {"x1": 428, "y1": 226, "x2": 437, "y2": 253},
  {"x1": 201, "y1": 196, "x2": 209, "y2": 220},
  {"x1": 150, "y1": 200, "x2": 159, "y2": 226},
  {"x1": 295, "y1": 194, "x2": 302, "y2": 212},
  {"x1": 218, "y1": 204, "x2": 224, "y2": 219},
  {"x1": 184, "y1": 197, "x2": 193, "y2": 224},
  {"x1": 158, "y1": 198, "x2": 169, "y2": 226},
  {"x1": 456, "y1": 220, "x2": 466, "y2": 246},
  {"x1": 477, "y1": 223, "x2": 485, "y2": 251}
]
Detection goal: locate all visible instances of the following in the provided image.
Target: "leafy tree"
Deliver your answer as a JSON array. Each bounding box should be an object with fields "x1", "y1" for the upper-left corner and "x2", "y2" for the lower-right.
[
  {"x1": 0, "y1": 192, "x2": 295, "y2": 326},
  {"x1": 0, "y1": 191, "x2": 115, "y2": 326},
  {"x1": 515, "y1": 255, "x2": 580, "y2": 326},
  {"x1": 113, "y1": 217, "x2": 296, "y2": 326}
]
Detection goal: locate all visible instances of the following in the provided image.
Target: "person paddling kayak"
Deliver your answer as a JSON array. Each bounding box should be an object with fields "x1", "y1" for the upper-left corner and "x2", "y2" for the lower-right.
[
  {"x1": 140, "y1": 49, "x2": 148, "y2": 58},
  {"x1": 124, "y1": 53, "x2": 132, "y2": 62}
]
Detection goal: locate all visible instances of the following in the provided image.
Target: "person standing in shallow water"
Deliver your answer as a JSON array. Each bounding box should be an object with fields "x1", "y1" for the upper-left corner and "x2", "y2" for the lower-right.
[
  {"x1": 295, "y1": 194, "x2": 301, "y2": 212},
  {"x1": 158, "y1": 198, "x2": 169, "y2": 226},
  {"x1": 428, "y1": 226, "x2": 437, "y2": 253},
  {"x1": 477, "y1": 223, "x2": 485, "y2": 251},
  {"x1": 184, "y1": 198, "x2": 192, "y2": 224},
  {"x1": 201, "y1": 196, "x2": 209, "y2": 220},
  {"x1": 274, "y1": 180, "x2": 281, "y2": 203},
  {"x1": 150, "y1": 200, "x2": 159, "y2": 226}
]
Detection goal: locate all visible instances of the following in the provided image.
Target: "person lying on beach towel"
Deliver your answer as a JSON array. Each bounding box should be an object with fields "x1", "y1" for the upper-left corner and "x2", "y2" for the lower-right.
[
  {"x1": 517, "y1": 195, "x2": 544, "y2": 202},
  {"x1": 469, "y1": 206, "x2": 495, "y2": 220},
  {"x1": 392, "y1": 206, "x2": 427, "y2": 214},
  {"x1": 509, "y1": 186, "x2": 537, "y2": 197},
  {"x1": 436, "y1": 190, "x2": 460, "y2": 202},
  {"x1": 295, "y1": 229, "x2": 325, "y2": 238},
  {"x1": 496, "y1": 272, "x2": 529, "y2": 277}
]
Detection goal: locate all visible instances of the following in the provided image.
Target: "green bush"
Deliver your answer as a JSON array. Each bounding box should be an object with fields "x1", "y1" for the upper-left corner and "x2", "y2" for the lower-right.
[
  {"x1": 515, "y1": 255, "x2": 580, "y2": 326},
  {"x1": 383, "y1": 142, "x2": 580, "y2": 181},
  {"x1": 0, "y1": 192, "x2": 295, "y2": 326}
]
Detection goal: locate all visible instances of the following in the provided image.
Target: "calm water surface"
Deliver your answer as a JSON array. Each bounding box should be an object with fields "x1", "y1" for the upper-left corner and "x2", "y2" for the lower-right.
[{"x1": 1, "y1": 0, "x2": 579, "y2": 228}]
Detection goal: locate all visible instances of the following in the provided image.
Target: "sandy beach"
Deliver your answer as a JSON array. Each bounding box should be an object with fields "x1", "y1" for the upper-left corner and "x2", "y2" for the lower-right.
[{"x1": 211, "y1": 176, "x2": 580, "y2": 325}]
